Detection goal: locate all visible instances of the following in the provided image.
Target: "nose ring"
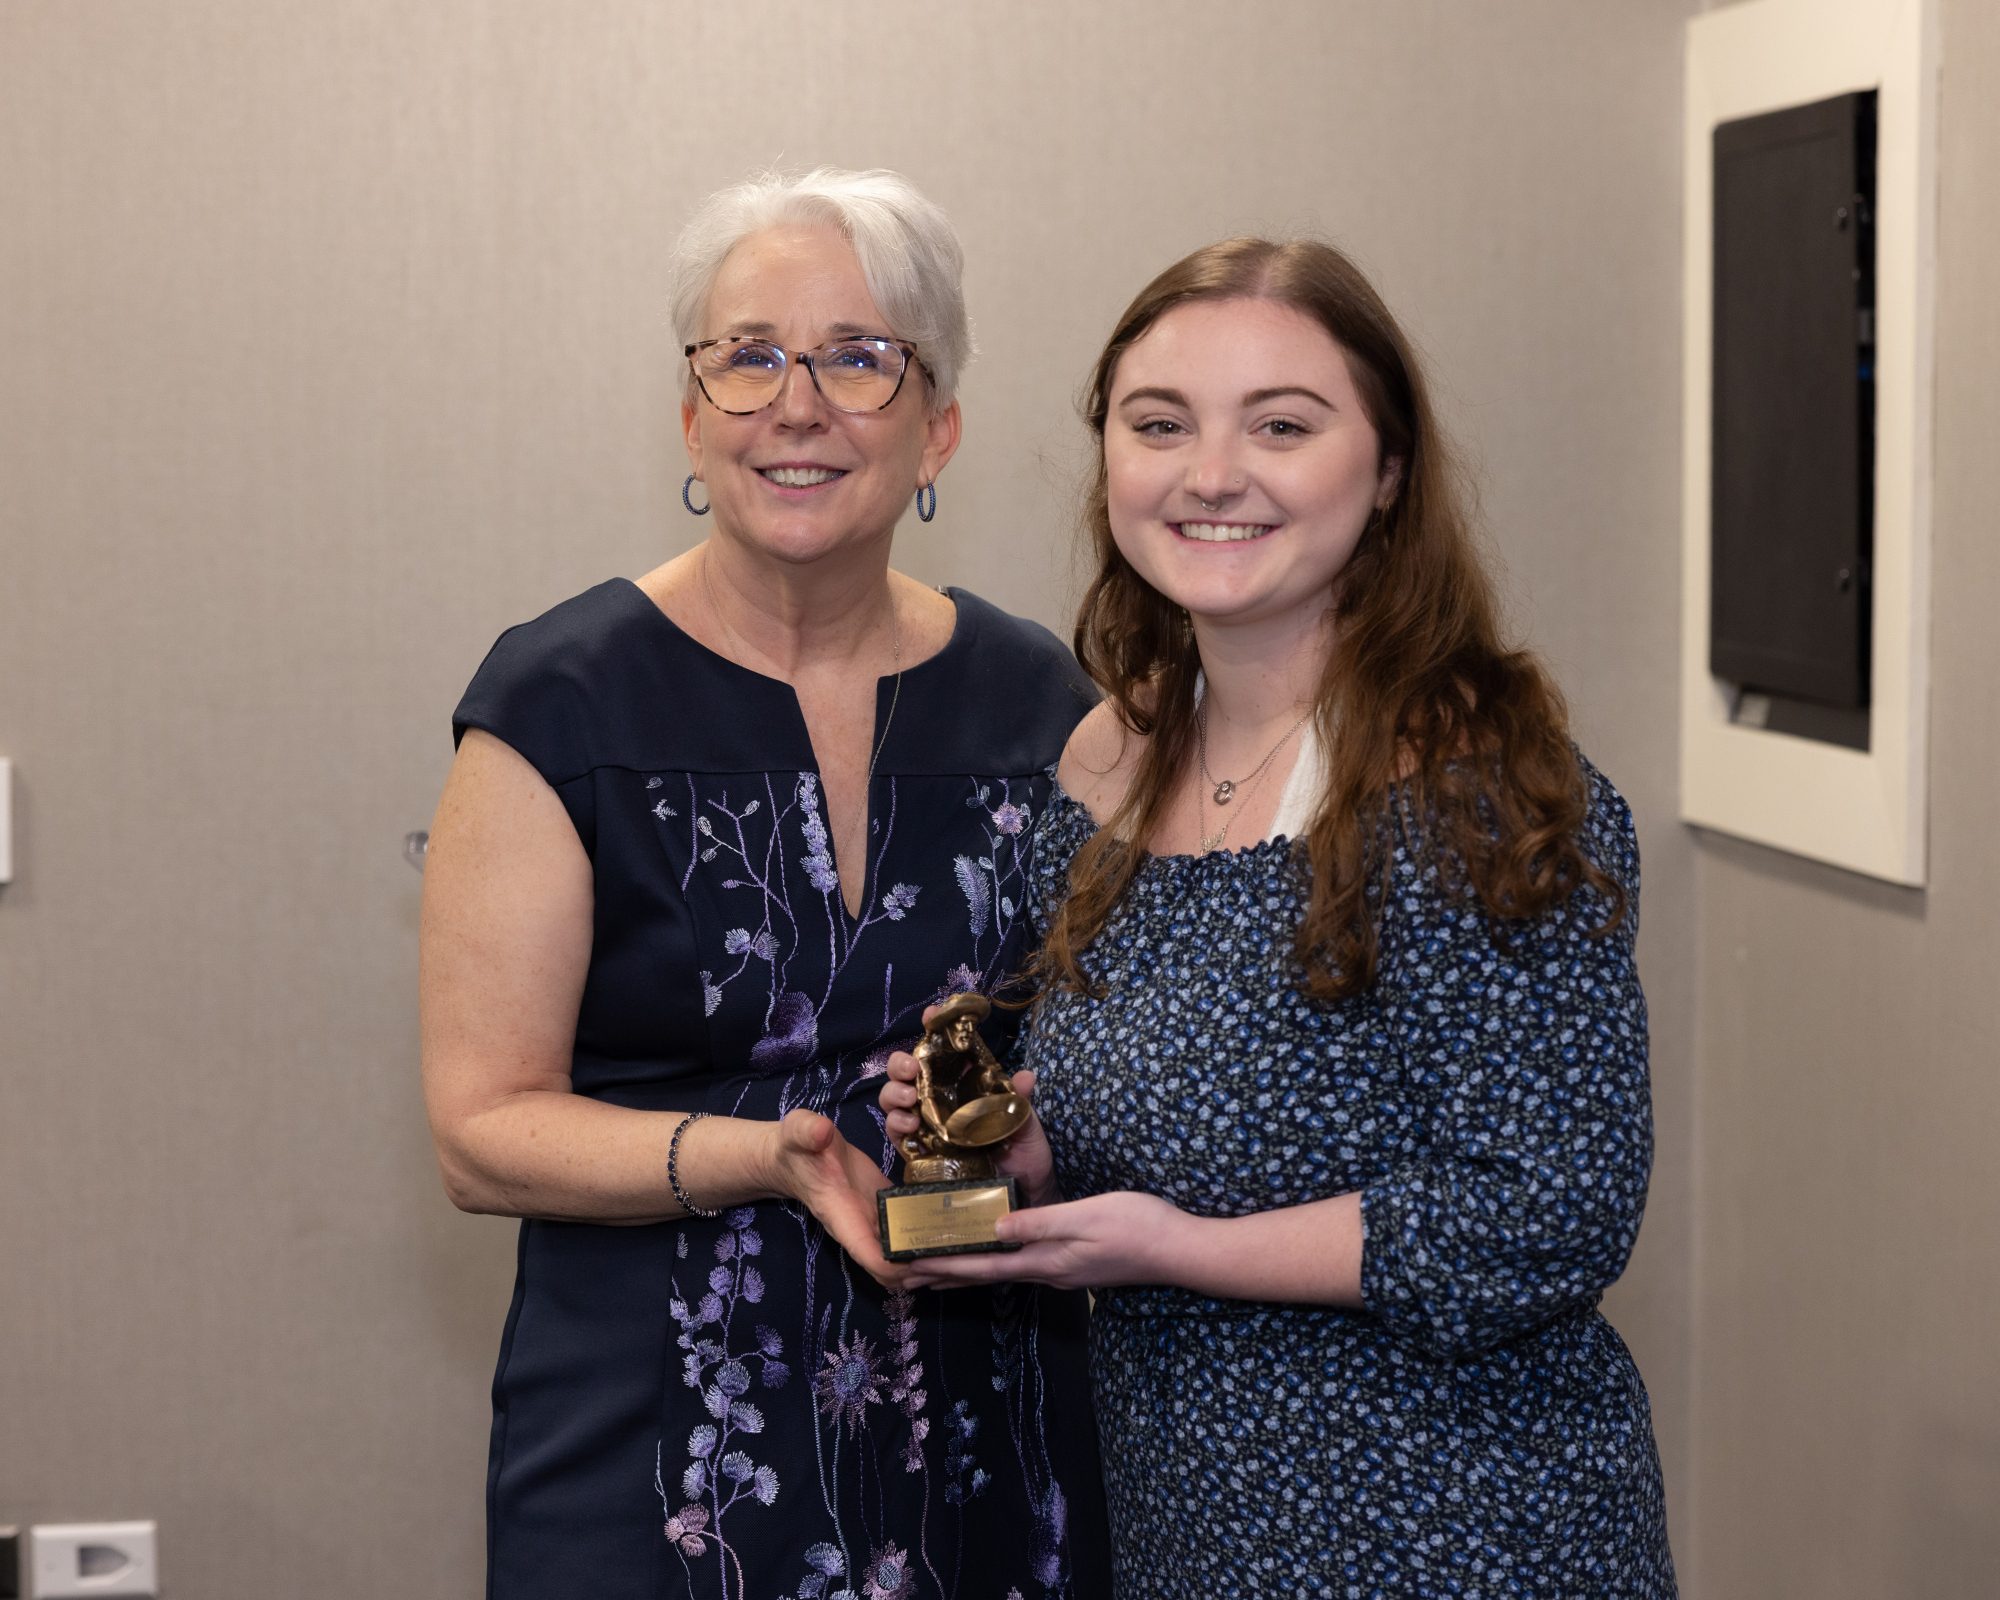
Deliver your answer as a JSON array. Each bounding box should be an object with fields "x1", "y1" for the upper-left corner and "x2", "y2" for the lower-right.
[{"x1": 1198, "y1": 497, "x2": 1221, "y2": 513}]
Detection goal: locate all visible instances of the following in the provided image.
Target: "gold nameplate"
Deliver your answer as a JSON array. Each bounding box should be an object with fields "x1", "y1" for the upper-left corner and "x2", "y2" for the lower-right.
[{"x1": 878, "y1": 1177, "x2": 1020, "y2": 1262}]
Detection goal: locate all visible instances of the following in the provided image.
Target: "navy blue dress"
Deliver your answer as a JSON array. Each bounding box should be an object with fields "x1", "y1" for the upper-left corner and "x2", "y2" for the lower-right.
[
  {"x1": 453, "y1": 579, "x2": 1110, "y2": 1600},
  {"x1": 1024, "y1": 762, "x2": 1674, "y2": 1597}
]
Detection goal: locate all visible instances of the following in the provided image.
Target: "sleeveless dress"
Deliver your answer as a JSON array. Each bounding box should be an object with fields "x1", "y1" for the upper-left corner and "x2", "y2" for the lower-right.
[
  {"x1": 1022, "y1": 756, "x2": 1676, "y2": 1598},
  {"x1": 453, "y1": 578, "x2": 1111, "y2": 1600}
]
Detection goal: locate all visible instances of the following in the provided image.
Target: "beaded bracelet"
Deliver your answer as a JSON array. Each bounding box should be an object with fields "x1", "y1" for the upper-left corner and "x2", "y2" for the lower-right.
[{"x1": 667, "y1": 1111, "x2": 720, "y2": 1219}]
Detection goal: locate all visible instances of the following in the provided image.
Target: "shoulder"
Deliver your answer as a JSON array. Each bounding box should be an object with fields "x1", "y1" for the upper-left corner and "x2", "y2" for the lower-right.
[
  {"x1": 1383, "y1": 744, "x2": 1641, "y2": 945},
  {"x1": 452, "y1": 580, "x2": 655, "y2": 778},
  {"x1": 459, "y1": 580, "x2": 656, "y2": 709},
  {"x1": 458, "y1": 580, "x2": 692, "y2": 788},
  {"x1": 901, "y1": 588, "x2": 1097, "y2": 775},
  {"x1": 945, "y1": 588, "x2": 1094, "y2": 697},
  {"x1": 1054, "y1": 698, "x2": 1145, "y2": 826}
]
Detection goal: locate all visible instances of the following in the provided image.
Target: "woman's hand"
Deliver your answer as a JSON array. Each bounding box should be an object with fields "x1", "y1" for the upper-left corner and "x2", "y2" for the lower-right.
[
  {"x1": 878, "y1": 1042, "x2": 926, "y2": 1144},
  {"x1": 878, "y1": 1049, "x2": 1061, "y2": 1209},
  {"x1": 901, "y1": 1191, "x2": 1189, "y2": 1292},
  {"x1": 762, "y1": 1109, "x2": 908, "y2": 1290}
]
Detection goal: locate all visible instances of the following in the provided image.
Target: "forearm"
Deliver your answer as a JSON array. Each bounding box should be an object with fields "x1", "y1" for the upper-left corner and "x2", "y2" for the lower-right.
[
  {"x1": 1150, "y1": 1191, "x2": 1367, "y2": 1306},
  {"x1": 435, "y1": 1090, "x2": 779, "y2": 1224}
]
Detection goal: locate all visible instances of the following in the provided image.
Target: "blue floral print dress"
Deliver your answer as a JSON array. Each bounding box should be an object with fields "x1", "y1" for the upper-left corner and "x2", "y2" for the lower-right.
[
  {"x1": 1024, "y1": 761, "x2": 1675, "y2": 1598},
  {"x1": 453, "y1": 579, "x2": 1110, "y2": 1600}
]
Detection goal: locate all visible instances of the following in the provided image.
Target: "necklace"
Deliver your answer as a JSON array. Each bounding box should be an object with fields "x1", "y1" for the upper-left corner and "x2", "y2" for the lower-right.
[
  {"x1": 869, "y1": 602, "x2": 903, "y2": 778},
  {"x1": 1197, "y1": 702, "x2": 1311, "y2": 805},
  {"x1": 1195, "y1": 702, "x2": 1309, "y2": 854}
]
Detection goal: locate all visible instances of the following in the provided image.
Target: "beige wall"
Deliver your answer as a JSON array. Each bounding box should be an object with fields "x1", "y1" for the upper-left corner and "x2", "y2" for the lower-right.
[
  {"x1": 0, "y1": 3, "x2": 1697, "y2": 1595},
  {"x1": 1683, "y1": 1, "x2": 2000, "y2": 1595}
]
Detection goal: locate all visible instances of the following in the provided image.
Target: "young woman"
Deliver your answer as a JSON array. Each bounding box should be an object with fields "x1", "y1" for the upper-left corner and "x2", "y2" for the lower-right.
[{"x1": 882, "y1": 238, "x2": 1675, "y2": 1595}]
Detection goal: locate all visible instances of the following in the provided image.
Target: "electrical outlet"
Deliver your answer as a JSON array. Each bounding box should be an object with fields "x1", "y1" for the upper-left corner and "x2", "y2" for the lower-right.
[{"x1": 26, "y1": 1524, "x2": 155, "y2": 1599}]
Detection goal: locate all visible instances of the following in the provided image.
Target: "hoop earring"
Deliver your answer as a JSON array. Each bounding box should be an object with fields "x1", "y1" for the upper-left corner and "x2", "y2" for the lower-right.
[
  {"x1": 682, "y1": 474, "x2": 710, "y2": 516},
  {"x1": 915, "y1": 482, "x2": 938, "y2": 523}
]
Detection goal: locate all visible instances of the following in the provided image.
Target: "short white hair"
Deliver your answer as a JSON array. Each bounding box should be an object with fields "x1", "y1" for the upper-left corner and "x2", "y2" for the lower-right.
[{"x1": 668, "y1": 167, "x2": 973, "y2": 412}]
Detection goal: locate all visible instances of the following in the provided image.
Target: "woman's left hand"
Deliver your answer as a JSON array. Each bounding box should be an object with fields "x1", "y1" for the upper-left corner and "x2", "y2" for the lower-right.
[
  {"x1": 764, "y1": 1109, "x2": 909, "y2": 1291},
  {"x1": 901, "y1": 1191, "x2": 1189, "y2": 1292}
]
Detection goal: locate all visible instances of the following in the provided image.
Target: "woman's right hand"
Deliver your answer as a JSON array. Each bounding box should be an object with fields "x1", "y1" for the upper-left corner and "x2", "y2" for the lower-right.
[
  {"x1": 879, "y1": 1051, "x2": 1061, "y2": 1209},
  {"x1": 763, "y1": 1109, "x2": 909, "y2": 1289}
]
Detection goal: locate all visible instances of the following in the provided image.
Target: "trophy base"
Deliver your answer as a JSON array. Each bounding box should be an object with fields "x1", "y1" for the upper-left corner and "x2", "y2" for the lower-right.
[{"x1": 877, "y1": 1176, "x2": 1021, "y2": 1262}]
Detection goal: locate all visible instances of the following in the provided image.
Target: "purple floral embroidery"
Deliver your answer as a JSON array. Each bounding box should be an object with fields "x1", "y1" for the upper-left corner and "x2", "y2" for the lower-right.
[
  {"x1": 787, "y1": 1542, "x2": 850, "y2": 1600},
  {"x1": 812, "y1": 1332, "x2": 885, "y2": 1430},
  {"x1": 750, "y1": 991, "x2": 819, "y2": 1072},
  {"x1": 724, "y1": 927, "x2": 778, "y2": 960},
  {"x1": 663, "y1": 1207, "x2": 791, "y2": 1586},
  {"x1": 719, "y1": 1449, "x2": 779, "y2": 1505},
  {"x1": 884, "y1": 1291, "x2": 929, "y2": 1472},
  {"x1": 952, "y1": 856, "x2": 989, "y2": 938},
  {"x1": 859, "y1": 1542, "x2": 915, "y2": 1600},
  {"x1": 952, "y1": 780, "x2": 1034, "y2": 978},
  {"x1": 1028, "y1": 1483, "x2": 1071, "y2": 1587},
  {"x1": 645, "y1": 761, "x2": 1083, "y2": 1594},
  {"x1": 664, "y1": 1501, "x2": 710, "y2": 1555},
  {"x1": 943, "y1": 1398, "x2": 987, "y2": 1505},
  {"x1": 798, "y1": 773, "x2": 840, "y2": 895}
]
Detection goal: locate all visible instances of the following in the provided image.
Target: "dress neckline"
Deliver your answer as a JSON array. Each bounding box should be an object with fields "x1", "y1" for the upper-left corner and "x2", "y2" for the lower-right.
[
  {"x1": 612, "y1": 574, "x2": 970, "y2": 695},
  {"x1": 1044, "y1": 770, "x2": 1302, "y2": 867},
  {"x1": 611, "y1": 576, "x2": 981, "y2": 926}
]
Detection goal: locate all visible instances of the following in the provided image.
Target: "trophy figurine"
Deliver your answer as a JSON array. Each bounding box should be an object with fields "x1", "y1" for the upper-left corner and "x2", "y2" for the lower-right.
[{"x1": 877, "y1": 992, "x2": 1031, "y2": 1262}]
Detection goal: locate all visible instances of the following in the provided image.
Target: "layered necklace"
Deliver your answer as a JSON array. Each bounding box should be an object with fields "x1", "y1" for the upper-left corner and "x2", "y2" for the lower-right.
[{"x1": 1195, "y1": 700, "x2": 1311, "y2": 854}]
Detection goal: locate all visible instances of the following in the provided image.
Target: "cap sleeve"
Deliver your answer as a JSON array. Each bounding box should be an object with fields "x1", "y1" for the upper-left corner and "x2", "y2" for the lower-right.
[{"x1": 452, "y1": 619, "x2": 598, "y2": 852}]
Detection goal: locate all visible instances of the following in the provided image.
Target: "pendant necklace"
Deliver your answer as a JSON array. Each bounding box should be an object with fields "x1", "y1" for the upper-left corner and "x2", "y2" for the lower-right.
[{"x1": 1195, "y1": 701, "x2": 1310, "y2": 853}]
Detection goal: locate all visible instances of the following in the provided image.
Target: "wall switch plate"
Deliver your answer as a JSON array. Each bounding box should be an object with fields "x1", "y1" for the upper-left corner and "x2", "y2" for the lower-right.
[
  {"x1": 0, "y1": 757, "x2": 12, "y2": 884},
  {"x1": 25, "y1": 1524, "x2": 155, "y2": 1599}
]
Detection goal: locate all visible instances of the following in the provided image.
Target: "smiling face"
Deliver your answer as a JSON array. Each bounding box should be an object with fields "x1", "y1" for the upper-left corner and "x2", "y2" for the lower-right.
[
  {"x1": 1103, "y1": 296, "x2": 1400, "y2": 640},
  {"x1": 682, "y1": 223, "x2": 960, "y2": 567}
]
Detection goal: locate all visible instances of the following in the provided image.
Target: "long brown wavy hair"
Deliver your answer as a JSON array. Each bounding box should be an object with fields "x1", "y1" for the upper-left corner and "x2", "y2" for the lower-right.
[{"x1": 1039, "y1": 237, "x2": 1621, "y2": 1004}]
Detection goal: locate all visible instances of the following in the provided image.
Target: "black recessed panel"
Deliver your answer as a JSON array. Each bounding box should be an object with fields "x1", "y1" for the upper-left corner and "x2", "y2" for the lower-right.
[{"x1": 1710, "y1": 90, "x2": 1875, "y2": 711}]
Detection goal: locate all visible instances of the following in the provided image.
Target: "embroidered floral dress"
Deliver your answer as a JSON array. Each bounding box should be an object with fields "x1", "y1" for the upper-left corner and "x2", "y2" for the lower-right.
[
  {"x1": 1024, "y1": 762, "x2": 1675, "y2": 1598},
  {"x1": 453, "y1": 579, "x2": 1109, "y2": 1600}
]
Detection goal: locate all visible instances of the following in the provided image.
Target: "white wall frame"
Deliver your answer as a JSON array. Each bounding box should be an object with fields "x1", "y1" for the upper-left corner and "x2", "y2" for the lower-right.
[{"x1": 1682, "y1": 0, "x2": 1939, "y2": 885}]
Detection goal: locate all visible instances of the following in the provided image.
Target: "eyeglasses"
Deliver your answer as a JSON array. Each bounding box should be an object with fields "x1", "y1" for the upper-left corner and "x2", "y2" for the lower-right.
[{"x1": 684, "y1": 336, "x2": 930, "y2": 416}]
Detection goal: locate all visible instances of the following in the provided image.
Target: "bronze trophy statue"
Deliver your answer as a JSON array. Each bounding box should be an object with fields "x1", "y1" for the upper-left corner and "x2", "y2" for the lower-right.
[{"x1": 877, "y1": 992, "x2": 1031, "y2": 1261}]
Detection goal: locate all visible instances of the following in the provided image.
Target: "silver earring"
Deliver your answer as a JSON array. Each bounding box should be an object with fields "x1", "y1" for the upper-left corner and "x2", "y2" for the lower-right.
[
  {"x1": 682, "y1": 474, "x2": 710, "y2": 516},
  {"x1": 915, "y1": 482, "x2": 937, "y2": 523}
]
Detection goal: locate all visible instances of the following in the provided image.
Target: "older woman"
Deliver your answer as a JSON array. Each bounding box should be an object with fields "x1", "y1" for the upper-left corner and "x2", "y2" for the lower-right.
[{"x1": 421, "y1": 169, "x2": 1109, "y2": 1600}]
